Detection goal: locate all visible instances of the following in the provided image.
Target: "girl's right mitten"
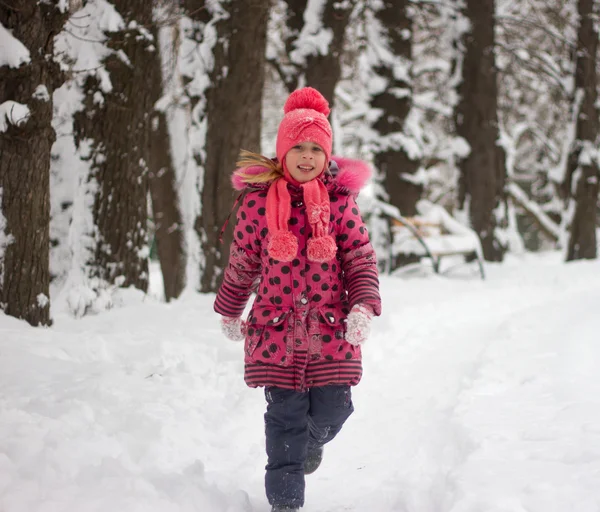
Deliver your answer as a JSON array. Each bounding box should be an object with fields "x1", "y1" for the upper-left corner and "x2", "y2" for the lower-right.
[{"x1": 220, "y1": 316, "x2": 246, "y2": 342}]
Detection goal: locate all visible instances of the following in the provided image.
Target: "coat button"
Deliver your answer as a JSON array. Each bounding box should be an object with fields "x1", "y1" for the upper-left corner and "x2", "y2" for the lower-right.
[
  {"x1": 301, "y1": 297, "x2": 308, "y2": 304},
  {"x1": 272, "y1": 316, "x2": 279, "y2": 323}
]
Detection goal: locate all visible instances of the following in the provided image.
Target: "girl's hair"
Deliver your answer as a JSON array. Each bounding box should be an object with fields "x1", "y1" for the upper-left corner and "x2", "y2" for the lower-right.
[{"x1": 235, "y1": 150, "x2": 283, "y2": 184}]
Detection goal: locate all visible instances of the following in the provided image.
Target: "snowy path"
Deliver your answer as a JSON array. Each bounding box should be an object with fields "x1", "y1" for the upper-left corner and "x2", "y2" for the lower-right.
[
  {"x1": 1, "y1": 254, "x2": 599, "y2": 512},
  {"x1": 307, "y1": 266, "x2": 600, "y2": 512}
]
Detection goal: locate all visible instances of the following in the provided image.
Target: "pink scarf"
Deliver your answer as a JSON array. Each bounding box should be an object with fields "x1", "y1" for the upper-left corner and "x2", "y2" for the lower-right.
[{"x1": 265, "y1": 165, "x2": 336, "y2": 263}]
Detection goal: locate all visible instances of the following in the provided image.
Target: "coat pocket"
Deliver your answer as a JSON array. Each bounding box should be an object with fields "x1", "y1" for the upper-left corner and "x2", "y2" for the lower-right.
[
  {"x1": 317, "y1": 304, "x2": 361, "y2": 361},
  {"x1": 245, "y1": 306, "x2": 292, "y2": 367}
]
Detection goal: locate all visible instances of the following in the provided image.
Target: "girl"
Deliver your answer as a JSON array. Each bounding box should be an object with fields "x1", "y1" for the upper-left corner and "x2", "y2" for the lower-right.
[{"x1": 214, "y1": 87, "x2": 381, "y2": 512}]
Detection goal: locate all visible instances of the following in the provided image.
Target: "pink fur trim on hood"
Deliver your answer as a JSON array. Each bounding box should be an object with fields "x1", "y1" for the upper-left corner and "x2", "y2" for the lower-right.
[
  {"x1": 231, "y1": 156, "x2": 372, "y2": 196},
  {"x1": 329, "y1": 156, "x2": 371, "y2": 196},
  {"x1": 231, "y1": 164, "x2": 268, "y2": 191}
]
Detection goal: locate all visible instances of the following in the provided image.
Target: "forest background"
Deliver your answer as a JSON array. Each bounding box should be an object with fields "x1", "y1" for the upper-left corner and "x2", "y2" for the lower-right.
[{"x1": 0, "y1": 0, "x2": 598, "y2": 327}]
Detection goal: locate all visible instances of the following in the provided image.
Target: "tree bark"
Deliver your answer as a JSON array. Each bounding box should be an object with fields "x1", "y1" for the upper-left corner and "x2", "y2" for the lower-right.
[
  {"x1": 73, "y1": 1, "x2": 156, "y2": 292},
  {"x1": 370, "y1": 0, "x2": 421, "y2": 219},
  {"x1": 565, "y1": 0, "x2": 599, "y2": 261},
  {"x1": 0, "y1": 2, "x2": 67, "y2": 326},
  {"x1": 455, "y1": 0, "x2": 507, "y2": 261},
  {"x1": 148, "y1": 24, "x2": 186, "y2": 301},
  {"x1": 148, "y1": 111, "x2": 186, "y2": 301},
  {"x1": 195, "y1": 0, "x2": 269, "y2": 293}
]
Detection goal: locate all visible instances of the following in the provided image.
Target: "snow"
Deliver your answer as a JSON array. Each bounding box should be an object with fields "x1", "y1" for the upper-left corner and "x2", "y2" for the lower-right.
[
  {"x1": 0, "y1": 101, "x2": 30, "y2": 132},
  {"x1": 32, "y1": 85, "x2": 50, "y2": 102},
  {"x1": 0, "y1": 188, "x2": 13, "y2": 284},
  {"x1": 47, "y1": 67, "x2": 86, "y2": 302},
  {"x1": 1, "y1": 253, "x2": 599, "y2": 511},
  {"x1": 54, "y1": 0, "x2": 126, "y2": 92},
  {"x1": 498, "y1": 125, "x2": 526, "y2": 254},
  {"x1": 0, "y1": 22, "x2": 30, "y2": 68}
]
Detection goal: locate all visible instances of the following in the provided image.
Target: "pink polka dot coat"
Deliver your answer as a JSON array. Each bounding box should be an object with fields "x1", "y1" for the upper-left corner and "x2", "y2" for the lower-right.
[{"x1": 214, "y1": 157, "x2": 382, "y2": 392}]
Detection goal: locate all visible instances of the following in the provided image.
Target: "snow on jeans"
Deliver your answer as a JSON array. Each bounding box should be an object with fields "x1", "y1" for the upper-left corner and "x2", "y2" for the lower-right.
[{"x1": 264, "y1": 385, "x2": 354, "y2": 508}]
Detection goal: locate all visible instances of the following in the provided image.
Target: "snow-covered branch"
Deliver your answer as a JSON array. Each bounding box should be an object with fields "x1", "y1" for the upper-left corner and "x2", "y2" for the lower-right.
[{"x1": 507, "y1": 182, "x2": 561, "y2": 243}]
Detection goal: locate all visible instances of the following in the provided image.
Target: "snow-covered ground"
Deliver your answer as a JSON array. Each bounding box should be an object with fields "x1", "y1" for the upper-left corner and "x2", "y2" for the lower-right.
[{"x1": 1, "y1": 252, "x2": 599, "y2": 512}]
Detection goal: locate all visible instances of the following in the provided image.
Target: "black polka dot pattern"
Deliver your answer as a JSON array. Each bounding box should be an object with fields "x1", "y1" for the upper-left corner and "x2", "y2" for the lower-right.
[{"x1": 217, "y1": 187, "x2": 379, "y2": 372}]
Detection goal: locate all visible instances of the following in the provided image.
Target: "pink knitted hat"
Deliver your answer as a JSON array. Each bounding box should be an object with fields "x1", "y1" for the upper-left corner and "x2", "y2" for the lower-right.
[
  {"x1": 267, "y1": 87, "x2": 336, "y2": 263},
  {"x1": 276, "y1": 87, "x2": 333, "y2": 164}
]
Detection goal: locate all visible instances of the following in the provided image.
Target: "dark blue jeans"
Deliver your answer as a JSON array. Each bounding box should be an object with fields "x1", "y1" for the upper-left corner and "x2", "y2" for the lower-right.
[{"x1": 264, "y1": 385, "x2": 354, "y2": 508}]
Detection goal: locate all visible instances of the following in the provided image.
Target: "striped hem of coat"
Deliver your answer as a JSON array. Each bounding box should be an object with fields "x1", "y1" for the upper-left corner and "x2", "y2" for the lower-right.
[{"x1": 244, "y1": 360, "x2": 363, "y2": 391}]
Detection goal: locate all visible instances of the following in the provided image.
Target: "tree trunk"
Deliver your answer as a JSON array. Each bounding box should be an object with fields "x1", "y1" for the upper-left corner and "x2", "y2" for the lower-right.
[
  {"x1": 370, "y1": 0, "x2": 421, "y2": 219},
  {"x1": 0, "y1": 2, "x2": 67, "y2": 326},
  {"x1": 455, "y1": 0, "x2": 507, "y2": 261},
  {"x1": 196, "y1": 0, "x2": 269, "y2": 293},
  {"x1": 565, "y1": 0, "x2": 599, "y2": 261},
  {"x1": 149, "y1": 110, "x2": 186, "y2": 301},
  {"x1": 73, "y1": 1, "x2": 156, "y2": 292},
  {"x1": 148, "y1": 24, "x2": 186, "y2": 301},
  {"x1": 278, "y1": 0, "x2": 356, "y2": 107}
]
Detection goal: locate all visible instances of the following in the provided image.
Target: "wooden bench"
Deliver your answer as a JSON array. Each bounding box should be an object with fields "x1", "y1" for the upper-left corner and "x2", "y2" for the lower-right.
[{"x1": 380, "y1": 200, "x2": 485, "y2": 279}]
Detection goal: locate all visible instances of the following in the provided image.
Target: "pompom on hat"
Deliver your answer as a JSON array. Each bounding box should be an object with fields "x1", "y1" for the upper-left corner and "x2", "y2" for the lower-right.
[
  {"x1": 276, "y1": 87, "x2": 333, "y2": 165},
  {"x1": 266, "y1": 87, "x2": 337, "y2": 263}
]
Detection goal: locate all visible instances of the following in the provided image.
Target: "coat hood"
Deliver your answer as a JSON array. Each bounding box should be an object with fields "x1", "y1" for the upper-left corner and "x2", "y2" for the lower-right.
[{"x1": 231, "y1": 156, "x2": 372, "y2": 196}]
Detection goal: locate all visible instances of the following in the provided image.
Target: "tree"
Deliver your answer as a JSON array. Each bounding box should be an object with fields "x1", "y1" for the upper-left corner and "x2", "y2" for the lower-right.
[
  {"x1": 269, "y1": 0, "x2": 357, "y2": 107},
  {"x1": 0, "y1": 1, "x2": 72, "y2": 325},
  {"x1": 495, "y1": 0, "x2": 576, "y2": 251},
  {"x1": 184, "y1": 0, "x2": 269, "y2": 293},
  {"x1": 349, "y1": 0, "x2": 423, "y2": 271},
  {"x1": 73, "y1": 0, "x2": 156, "y2": 295},
  {"x1": 367, "y1": 0, "x2": 422, "y2": 219},
  {"x1": 564, "y1": 0, "x2": 599, "y2": 261},
  {"x1": 455, "y1": 0, "x2": 507, "y2": 261},
  {"x1": 148, "y1": 6, "x2": 186, "y2": 301}
]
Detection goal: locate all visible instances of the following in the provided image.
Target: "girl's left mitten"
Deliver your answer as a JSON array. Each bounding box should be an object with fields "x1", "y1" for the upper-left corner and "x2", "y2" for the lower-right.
[
  {"x1": 220, "y1": 316, "x2": 247, "y2": 342},
  {"x1": 345, "y1": 303, "x2": 374, "y2": 346}
]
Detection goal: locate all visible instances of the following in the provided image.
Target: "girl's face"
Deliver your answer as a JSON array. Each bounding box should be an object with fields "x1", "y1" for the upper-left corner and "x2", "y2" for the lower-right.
[{"x1": 284, "y1": 141, "x2": 327, "y2": 183}]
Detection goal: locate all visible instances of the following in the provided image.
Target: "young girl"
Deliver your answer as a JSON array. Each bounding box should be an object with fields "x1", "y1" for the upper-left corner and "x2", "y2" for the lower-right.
[{"x1": 214, "y1": 87, "x2": 381, "y2": 512}]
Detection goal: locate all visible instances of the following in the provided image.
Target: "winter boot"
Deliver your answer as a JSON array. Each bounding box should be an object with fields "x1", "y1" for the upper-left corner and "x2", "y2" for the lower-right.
[
  {"x1": 304, "y1": 444, "x2": 324, "y2": 475},
  {"x1": 271, "y1": 506, "x2": 299, "y2": 512}
]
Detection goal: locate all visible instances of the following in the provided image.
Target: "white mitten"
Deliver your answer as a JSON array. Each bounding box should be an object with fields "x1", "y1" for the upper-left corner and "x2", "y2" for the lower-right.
[
  {"x1": 345, "y1": 303, "x2": 374, "y2": 346},
  {"x1": 220, "y1": 316, "x2": 246, "y2": 342}
]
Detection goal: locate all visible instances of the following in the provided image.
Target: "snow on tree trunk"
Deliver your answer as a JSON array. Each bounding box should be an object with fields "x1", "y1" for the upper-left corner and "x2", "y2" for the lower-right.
[
  {"x1": 192, "y1": 0, "x2": 269, "y2": 293},
  {"x1": 0, "y1": 2, "x2": 69, "y2": 326},
  {"x1": 367, "y1": 0, "x2": 421, "y2": 217},
  {"x1": 498, "y1": 126, "x2": 526, "y2": 254},
  {"x1": 179, "y1": 2, "x2": 218, "y2": 295},
  {"x1": 564, "y1": 0, "x2": 599, "y2": 261},
  {"x1": 271, "y1": 0, "x2": 356, "y2": 108},
  {"x1": 148, "y1": 12, "x2": 185, "y2": 302},
  {"x1": 455, "y1": 0, "x2": 507, "y2": 261},
  {"x1": 72, "y1": 0, "x2": 155, "y2": 296},
  {"x1": 359, "y1": 1, "x2": 423, "y2": 271}
]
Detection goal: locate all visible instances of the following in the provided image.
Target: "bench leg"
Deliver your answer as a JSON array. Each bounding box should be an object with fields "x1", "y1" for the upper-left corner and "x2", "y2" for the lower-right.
[{"x1": 476, "y1": 256, "x2": 485, "y2": 280}]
